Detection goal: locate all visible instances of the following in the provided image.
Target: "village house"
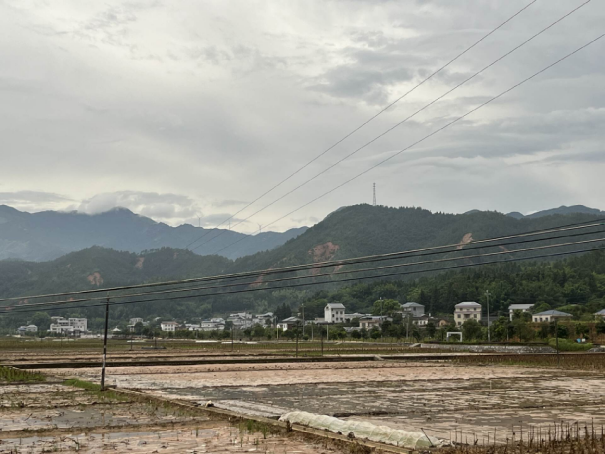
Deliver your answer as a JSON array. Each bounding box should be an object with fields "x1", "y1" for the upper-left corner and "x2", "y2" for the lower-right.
[
  {"x1": 50, "y1": 317, "x2": 88, "y2": 335},
  {"x1": 160, "y1": 321, "x2": 179, "y2": 332},
  {"x1": 594, "y1": 309, "x2": 605, "y2": 319},
  {"x1": 324, "y1": 303, "x2": 346, "y2": 323},
  {"x1": 508, "y1": 304, "x2": 535, "y2": 321},
  {"x1": 359, "y1": 315, "x2": 390, "y2": 330},
  {"x1": 454, "y1": 302, "x2": 482, "y2": 327},
  {"x1": 278, "y1": 316, "x2": 301, "y2": 331},
  {"x1": 532, "y1": 310, "x2": 573, "y2": 323},
  {"x1": 401, "y1": 302, "x2": 425, "y2": 317},
  {"x1": 17, "y1": 325, "x2": 38, "y2": 334}
]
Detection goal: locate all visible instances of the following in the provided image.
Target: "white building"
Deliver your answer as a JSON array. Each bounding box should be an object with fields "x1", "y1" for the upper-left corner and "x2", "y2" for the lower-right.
[
  {"x1": 454, "y1": 302, "x2": 482, "y2": 327},
  {"x1": 401, "y1": 302, "x2": 425, "y2": 317},
  {"x1": 227, "y1": 313, "x2": 254, "y2": 329},
  {"x1": 50, "y1": 317, "x2": 88, "y2": 335},
  {"x1": 359, "y1": 315, "x2": 389, "y2": 330},
  {"x1": 532, "y1": 310, "x2": 572, "y2": 323},
  {"x1": 69, "y1": 318, "x2": 88, "y2": 331},
  {"x1": 160, "y1": 321, "x2": 179, "y2": 332},
  {"x1": 508, "y1": 304, "x2": 535, "y2": 321},
  {"x1": 278, "y1": 316, "x2": 301, "y2": 331},
  {"x1": 200, "y1": 321, "x2": 225, "y2": 331},
  {"x1": 325, "y1": 303, "x2": 345, "y2": 323},
  {"x1": 129, "y1": 317, "x2": 144, "y2": 325},
  {"x1": 595, "y1": 309, "x2": 605, "y2": 319}
]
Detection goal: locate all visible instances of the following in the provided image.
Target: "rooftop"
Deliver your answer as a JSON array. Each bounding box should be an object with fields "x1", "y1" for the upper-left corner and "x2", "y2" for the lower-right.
[
  {"x1": 326, "y1": 303, "x2": 345, "y2": 309},
  {"x1": 595, "y1": 309, "x2": 605, "y2": 315},
  {"x1": 401, "y1": 302, "x2": 423, "y2": 307},
  {"x1": 534, "y1": 310, "x2": 572, "y2": 317},
  {"x1": 455, "y1": 301, "x2": 481, "y2": 307},
  {"x1": 508, "y1": 304, "x2": 535, "y2": 310}
]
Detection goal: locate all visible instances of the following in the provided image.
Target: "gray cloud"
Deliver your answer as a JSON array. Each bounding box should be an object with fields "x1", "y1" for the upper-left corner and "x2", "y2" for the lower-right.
[
  {"x1": 0, "y1": 0, "x2": 603, "y2": 232},
  {"x1": 0, "y1": 191, "x2": 73, "y2": 205}
]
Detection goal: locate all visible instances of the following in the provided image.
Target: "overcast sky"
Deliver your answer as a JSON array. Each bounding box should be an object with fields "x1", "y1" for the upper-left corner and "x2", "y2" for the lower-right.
[{"x1": 1, "y1": 0, "x2": 604, "y2": 233}]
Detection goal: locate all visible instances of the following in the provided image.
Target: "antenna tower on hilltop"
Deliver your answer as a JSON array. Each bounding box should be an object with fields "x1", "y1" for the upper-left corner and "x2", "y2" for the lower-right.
[{"x1": 373, "y1": 183, "x2": 376, "y2": 206}]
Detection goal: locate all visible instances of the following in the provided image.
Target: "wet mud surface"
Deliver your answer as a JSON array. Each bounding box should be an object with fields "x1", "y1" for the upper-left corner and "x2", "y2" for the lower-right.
[
  {"x1": 63, "y1": 361, "x2": 605, "y2": 446},
  {"x1": 0, "y1": 382, "x2": 347, "y2": 453}
]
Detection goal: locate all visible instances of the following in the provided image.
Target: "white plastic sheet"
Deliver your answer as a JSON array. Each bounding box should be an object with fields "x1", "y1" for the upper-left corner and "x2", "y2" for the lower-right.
[{"x1": 279, "y1": 411, "x2": 443, "y2": 449}]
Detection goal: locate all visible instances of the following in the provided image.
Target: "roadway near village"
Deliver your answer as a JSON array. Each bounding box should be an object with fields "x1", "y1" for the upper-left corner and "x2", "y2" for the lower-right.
[{"x1": 3, "y1": 340, "x2": 605, "y2": 453}]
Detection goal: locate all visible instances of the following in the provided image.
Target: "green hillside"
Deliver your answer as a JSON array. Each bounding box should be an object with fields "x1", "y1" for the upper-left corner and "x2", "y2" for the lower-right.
[{"x1": 0, "y1": 204, "x2": 603, "y2": 331}]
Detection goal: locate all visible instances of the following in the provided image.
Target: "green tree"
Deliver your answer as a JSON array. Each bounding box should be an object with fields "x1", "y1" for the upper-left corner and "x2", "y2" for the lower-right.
[
  {"x1": 426, "y1": 322, "x2": 436, "y2": 339},
  {"x1": 462, "y1": 319, "x2": 483, "y2": 341},
  {"x1": 372, "y1": 299, "x2": 399, "y2": 316},
  {"x1": 30, "y1": 312, "x2": 51, "y2": 331}
]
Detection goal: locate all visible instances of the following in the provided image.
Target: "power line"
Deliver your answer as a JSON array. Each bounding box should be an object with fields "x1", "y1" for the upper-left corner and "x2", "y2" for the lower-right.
[
  {"x1": 1, "y1": 219, "x2": 603, "y2": 304},
  {"x1": 7, "y1": 233, "x2": 604, "y2": 312},
  {"x1": 3, "y1": 235, "x2": 604, "y2": 314},
  {"x1": 5, "y1": 229, "x2": 605, "y2": 312},
  {"x1": 212, "y1": 30, "x2": 604, "y2": 256},
  {"x1": 183, "y1": 1, "x2": 538, "y2": 251},
  {"x1": 4, "y1": 243, "x2": 603, "y2": 316},
  {"x1": 193, "y1": 1, "x2": 592, "y2": 255}
]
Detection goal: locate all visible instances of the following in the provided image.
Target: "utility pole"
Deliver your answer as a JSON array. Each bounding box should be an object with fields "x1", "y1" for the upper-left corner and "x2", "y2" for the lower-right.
[
  {"x1": 101, "y1": 297, "x2": 110, "y2": 391},
  {"x1": 485, "y1": 290, "x2": 491, "y2": 342},
  {"x1": 301, "y1": 304, "x2": 305, "y2": 337},
  {"x1": 295, "y1": 322, "x2": 299, "y2": 358},
  {"x1": 320, "y1": 327, "x2": 324, "y2": 356},
  {"x1": 274, "y1": 316, "x2": 278, "y2": 341},
  {"x1": 231, "y1": 325, "x2": 234, "y2": 352},
  {"x1": 555, "y1": 318, "x2": 560, "y2": 368}
]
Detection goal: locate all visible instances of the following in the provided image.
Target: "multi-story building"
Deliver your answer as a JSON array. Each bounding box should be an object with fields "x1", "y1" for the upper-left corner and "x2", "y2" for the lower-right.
[
  {"x1": 401, "y1": 302, "x2": 425, "y2": 317},
  {"x1": 227, "y1": 313, "x2": 254, "y2": 329},
  {"x1": 50, "y1": 317, "x2": 88, "y2": 335},
  {"x1": 324, "y1": 303, "x2": 346, "y2": 323},
  {"x1": 160, "y1": 321, "x2": 179, "y2": 332},
  {"x1": 454, "y1": 302, "x2": 482, "y2": 327}
]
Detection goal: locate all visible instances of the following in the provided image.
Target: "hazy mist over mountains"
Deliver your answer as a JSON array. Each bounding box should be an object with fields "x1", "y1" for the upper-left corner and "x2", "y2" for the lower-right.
[{"x1": 0, "y1": 205, "x2": 307, "y2": 262}]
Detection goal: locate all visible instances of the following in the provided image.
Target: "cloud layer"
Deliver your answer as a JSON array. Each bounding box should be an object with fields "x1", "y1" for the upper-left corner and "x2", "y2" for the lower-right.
[{"x1": 1, "y1": 0, "x2": 604, "y2": 232}]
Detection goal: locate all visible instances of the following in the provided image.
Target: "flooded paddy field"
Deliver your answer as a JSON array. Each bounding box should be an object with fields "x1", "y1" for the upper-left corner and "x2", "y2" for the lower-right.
[
  {"x1": 0, "y1": 380, "x2": 349, "y2": 453},
  {"x1": 59, "y1": 360, "x2": 605, "y2": 447}
]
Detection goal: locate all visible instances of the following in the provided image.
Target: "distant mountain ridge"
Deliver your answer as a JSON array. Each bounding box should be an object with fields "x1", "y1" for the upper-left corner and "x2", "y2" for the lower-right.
[
  {"x1": 0, "y1": 205, "x2": 307, "y2": 262},
  {"x1": 505, "y1": 205, "x2": 605, "y2": 219},
  {"x1": 1, "y1": 204, "x2": 604, "y2": 306}
]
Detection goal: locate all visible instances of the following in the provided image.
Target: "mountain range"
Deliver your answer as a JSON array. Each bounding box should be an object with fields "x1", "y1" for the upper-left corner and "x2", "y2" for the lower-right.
[
  {"x1": 0, "y1": 205, "x2": 307, "y2": 262},
  {"x1": 0, "y1": 204, "x2": 604, "y2": 302}
]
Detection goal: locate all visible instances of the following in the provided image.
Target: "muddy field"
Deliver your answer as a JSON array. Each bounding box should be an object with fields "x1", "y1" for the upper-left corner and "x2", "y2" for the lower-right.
[
  {"x1": 52, "y1": 360, "x2": 605, "y2": 447},
  {"x1": 0, "y1": 381, "x2": 348, "y2": 453}
]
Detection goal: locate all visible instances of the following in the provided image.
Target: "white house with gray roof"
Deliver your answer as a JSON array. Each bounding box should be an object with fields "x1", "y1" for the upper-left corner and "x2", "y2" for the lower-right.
[
  {"x1": 454, "y1": 302, "x2": 482, "y2": 327},
  {"x1": 508, "y1": 304, "x2": 535, "y2": 321},
  {"x1": 595, "y1": 309, "x2": 605, "y2": 319},
  {"x1": 532, "y1": 310, "x2": 572, "y2": 323},
  {"x1": 325, "y1": 303, "x2": 346, "y2": 323}
]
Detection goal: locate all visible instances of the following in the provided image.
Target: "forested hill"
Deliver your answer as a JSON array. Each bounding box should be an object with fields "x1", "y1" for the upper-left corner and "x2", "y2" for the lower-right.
[
  {"x1": 0, "y1": 204, "x2": 603, "y2": 301},
  {"x1": 230, "y1": 205, "x2": 605, "y2": 272}
]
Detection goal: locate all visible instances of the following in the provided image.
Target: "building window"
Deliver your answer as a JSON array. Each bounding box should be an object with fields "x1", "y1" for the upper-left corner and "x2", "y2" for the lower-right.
[{"x1": 474, "y1": 314, "x2": 477, "y2": 318}]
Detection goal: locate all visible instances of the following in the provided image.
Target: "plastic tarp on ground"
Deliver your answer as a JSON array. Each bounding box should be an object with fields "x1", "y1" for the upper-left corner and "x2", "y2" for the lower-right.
[{"x1": 279, "y1": 411, "x2": 443, "y2": 449}]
